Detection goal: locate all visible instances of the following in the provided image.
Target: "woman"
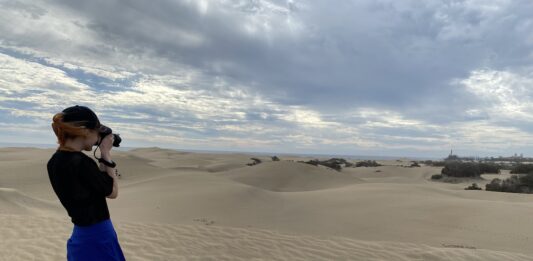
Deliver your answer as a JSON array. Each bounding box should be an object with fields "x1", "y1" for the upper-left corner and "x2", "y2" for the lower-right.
[{"x1": 47, "y1": 105, "x2": 126, "y2": 261}]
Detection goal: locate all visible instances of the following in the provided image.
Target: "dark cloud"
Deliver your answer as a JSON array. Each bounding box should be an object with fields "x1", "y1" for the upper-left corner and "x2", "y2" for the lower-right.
[{"x1": 38, "y1": 0, "x2": 531, "y2": 120}]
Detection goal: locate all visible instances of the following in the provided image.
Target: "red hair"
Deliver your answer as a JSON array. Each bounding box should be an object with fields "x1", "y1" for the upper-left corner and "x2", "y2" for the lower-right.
[{"x1": 51, "y1": 112, "x2": 92, "y2": 150}]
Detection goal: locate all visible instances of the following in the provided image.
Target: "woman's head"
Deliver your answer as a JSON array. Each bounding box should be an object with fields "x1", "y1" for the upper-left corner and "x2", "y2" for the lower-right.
[{"x1": 51, "y1": 105, "x2": 102, "y2": 151}]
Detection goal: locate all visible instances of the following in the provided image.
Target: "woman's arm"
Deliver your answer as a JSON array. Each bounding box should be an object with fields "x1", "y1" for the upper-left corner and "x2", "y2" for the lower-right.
[{"x1": 100, "y1": 152, "x2": 118, "y2": 199}]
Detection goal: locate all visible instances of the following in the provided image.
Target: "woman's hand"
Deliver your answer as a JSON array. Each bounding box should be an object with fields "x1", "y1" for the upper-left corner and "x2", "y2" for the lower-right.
[{"x1": 100, "y1": 134, "x2": 114, "y2": 156}]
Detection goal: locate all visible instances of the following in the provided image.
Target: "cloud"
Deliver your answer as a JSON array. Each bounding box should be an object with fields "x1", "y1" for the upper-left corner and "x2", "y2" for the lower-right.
[
  {"x1": 1, "y1": 0, "x2": 533, "y2": 157},
  {"x1": 0, "y1": 50, "x2": 368, "y2": 153}
]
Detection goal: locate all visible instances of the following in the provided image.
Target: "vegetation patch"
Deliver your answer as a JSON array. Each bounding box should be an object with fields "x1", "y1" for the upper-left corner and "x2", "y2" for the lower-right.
[
  {"x1": 486, "y1": 174, "x2": 533, "y2": 193},
  {"x1": 355, "y1": 160, "x2": 381, "y2": 167},
  {"x1": 441, "y1": 161, "x2": 500, "y2": 178}
]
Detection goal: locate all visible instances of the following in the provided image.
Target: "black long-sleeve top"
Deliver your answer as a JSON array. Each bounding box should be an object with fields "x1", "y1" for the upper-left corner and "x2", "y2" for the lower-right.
[{"x1": 47, "y1": 149, "x2": 114, "y2": 226}]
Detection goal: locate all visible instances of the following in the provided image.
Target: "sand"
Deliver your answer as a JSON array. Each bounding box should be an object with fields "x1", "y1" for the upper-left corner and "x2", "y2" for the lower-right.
[{"x1": 1, "y1": 146, "x2": 533, "y2": 260}]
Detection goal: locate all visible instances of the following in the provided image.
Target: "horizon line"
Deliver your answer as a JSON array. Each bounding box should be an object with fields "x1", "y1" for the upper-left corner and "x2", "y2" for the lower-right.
[{"x1": 0, "y1": 141, "x2": 442, "y2": 160}]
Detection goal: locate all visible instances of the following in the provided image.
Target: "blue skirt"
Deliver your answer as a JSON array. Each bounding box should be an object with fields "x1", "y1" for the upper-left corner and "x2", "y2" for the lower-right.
[{"x1": 67, "y1": 219, "x2": 126, "y2": 261}]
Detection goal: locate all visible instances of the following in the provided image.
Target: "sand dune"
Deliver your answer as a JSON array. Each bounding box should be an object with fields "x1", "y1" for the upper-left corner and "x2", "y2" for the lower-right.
[
  {"x1": 214, "y1": 161, "x2": 364, "y2": 192},
  {"x1": 2, "y1": 147, "x2": 533, "y2": 260}
]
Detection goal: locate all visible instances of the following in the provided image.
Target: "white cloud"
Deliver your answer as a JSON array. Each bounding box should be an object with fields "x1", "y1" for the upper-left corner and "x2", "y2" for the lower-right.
[
  {"x1": 0, "y1": 52, "x2": 97, "y2": 116},
  {"x1": 460, "y1": 69, "x2": 533, "y2": 122}
]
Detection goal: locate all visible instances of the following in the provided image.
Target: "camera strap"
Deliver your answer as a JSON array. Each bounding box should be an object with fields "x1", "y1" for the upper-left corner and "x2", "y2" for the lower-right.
[
  {"x1": 98, "y1": 157, "x2": 117, "y2": 168},
  {"x1": 93, "y1": 138, "x2": 117, "y2": 168}
]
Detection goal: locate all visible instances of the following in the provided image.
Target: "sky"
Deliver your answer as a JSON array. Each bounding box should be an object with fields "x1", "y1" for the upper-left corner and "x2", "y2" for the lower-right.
[{"x1": 1, "y1": 0, "x2": 533, "y2": 158}]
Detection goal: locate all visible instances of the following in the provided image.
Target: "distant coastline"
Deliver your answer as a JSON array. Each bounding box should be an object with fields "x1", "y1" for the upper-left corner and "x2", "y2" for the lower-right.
[{"x1": 0, "y1": 142, "x2": 439, "y2": 161}]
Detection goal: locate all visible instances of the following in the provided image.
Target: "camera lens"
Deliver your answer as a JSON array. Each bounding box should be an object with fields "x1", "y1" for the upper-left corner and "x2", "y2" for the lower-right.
[
  {"x1": 97, "y1": 125, "x2": 122, "y2": 147},
  {"x1": 112, "y1": 134, "x2": 122, "y2": 147}
]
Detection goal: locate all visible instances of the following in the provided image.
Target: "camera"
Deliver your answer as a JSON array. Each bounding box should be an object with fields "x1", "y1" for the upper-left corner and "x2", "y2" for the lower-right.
[{"x1": 96, "y1": 124, "x2": 122, "y2": 147}]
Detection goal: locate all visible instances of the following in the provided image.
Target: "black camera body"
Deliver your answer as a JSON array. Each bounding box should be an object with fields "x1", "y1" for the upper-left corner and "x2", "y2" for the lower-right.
[{"x1": 97, "y1": 124, "x2": 122, "y2": 147}]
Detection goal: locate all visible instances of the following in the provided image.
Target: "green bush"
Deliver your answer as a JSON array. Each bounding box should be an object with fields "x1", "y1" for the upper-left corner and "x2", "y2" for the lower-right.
[
  {"x1": 422, "y1": 160, "x2": 446, "y2": 167},
  {"x1": 478, "y1": 163, "x2": 501, "y2": 174},
  {"x1": 247, "y1": 158, "x2": 262, "y2": 166},
  {"x1": 498, "y1": 163, "x2": 514, "y2": 170},
  {"x1": 441, "y1": 161, "x2": 481, "y2": 177},
  {"x1": 519, "y1": 173, "x2": 533, "y2": 187},
  {"x1": 355, "y1": 160, "x2": 381, "y2": 167},
  {"x1": 485, "y1": 175, "x2": 533, "y2": 193},
  {"x1": 302, "y1": 158, "x2": 347, "y2": 171},
  {"x1": 485, "y1": 178, "x2": 502, "y2": 191},
  {"x1": 432, "y1": 161, "x2": 446, "y2": 167},
  {"x1": 431, "y1": 174, "x2": 443, "y2": 180},
  {"x1": 510, "y1": 164, "x2": 533, "y2": 174},
  {"x1": 465, "y1": 183, "x2": 482, "y2": 190},
  {"x1": 440, "y1": 161, "x2": 501, "y2": 177}
]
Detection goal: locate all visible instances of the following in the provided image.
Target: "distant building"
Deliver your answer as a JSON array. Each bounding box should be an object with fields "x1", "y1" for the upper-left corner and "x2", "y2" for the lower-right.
[{"x1": 445, "y1": 149, "x2": 459, "y2": 161}]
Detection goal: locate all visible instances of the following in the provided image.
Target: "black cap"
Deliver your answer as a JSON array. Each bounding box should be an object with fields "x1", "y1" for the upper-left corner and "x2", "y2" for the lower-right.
[{"x1": 62, "y1": 105, "x2": 101, "y2": 129}]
